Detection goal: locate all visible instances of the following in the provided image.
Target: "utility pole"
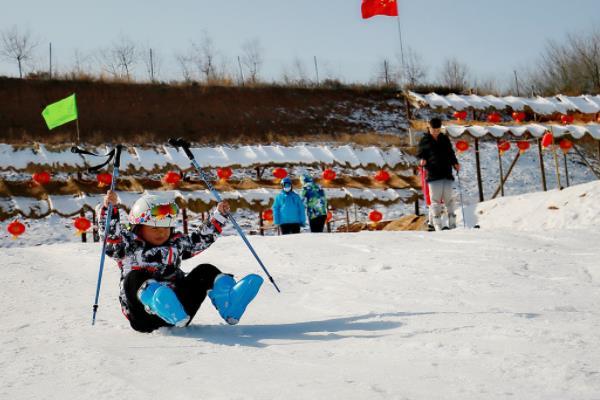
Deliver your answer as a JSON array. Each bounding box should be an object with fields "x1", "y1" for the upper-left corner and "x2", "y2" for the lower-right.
[
  {"x1": 149, "y1": 48, "x2": 155, "y2": 82},
  {"x1": 313, "y1": 56, "x2": 320, "y2": 86},
  {"x1": 49, "y1": 42, "x2": 52, "y2": 79},
  {"x1": 237, "y1": 55, "x2": 245, "y2": 86}
]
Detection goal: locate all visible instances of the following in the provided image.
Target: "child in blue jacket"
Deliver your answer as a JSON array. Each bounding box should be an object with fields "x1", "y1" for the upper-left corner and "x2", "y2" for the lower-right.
[{"x1": 272, "y1": 177, "x2": 306, "y2": 234}]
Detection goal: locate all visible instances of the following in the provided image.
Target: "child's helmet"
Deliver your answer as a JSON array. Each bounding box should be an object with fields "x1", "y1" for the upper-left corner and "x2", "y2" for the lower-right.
[
  {"x1": 281, "y1": 177, "x2": 292, "y2": 187},
  {"x1": 128, "y1": 193, "x2": 180, "y2": 228},
  {"x1": 301, "y1": 174, "x2": 313, "y2": 184}
]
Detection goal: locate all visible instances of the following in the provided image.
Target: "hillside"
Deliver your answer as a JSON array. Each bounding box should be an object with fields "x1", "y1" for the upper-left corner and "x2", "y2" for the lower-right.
[{"x1": 0, "y1": 78, "x2": 408, "y2": 145}]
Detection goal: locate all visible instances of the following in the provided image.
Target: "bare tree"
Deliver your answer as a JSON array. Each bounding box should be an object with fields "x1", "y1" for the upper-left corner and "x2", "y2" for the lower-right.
[
  {"x1": 399, "y1": 47, "x2": 427, "y2": 88},
  {"x1": 439, "y1": 57, "x2": 470, "y2": 90},
  {"x1": 176, "y1": 53, "x2": 195, "y2": 82},
  {"x1": 281, "y1": 57, "x2": 310, "y2": 86},
  {"x1": 0, "y1": 26, "x2": 38, "y2": 78},
  {"x1": 241, "y1": 38, "x2": 264, "y2": 84},
  {"x1": 373, "y1": 58, "x2": 400, "y2": 87},
  {"x1": 191, "y1": 32, "x2": 218, "y2": 83},
  {"x1": 524, "y1": 29, "x2": 600, "y2": 95},
  {"x1": 98, "y1": 35, "x2": 138, "y2": 80}
]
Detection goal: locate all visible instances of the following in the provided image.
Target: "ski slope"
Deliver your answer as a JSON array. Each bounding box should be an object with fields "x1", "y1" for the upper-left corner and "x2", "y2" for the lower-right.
[{"x1": 1, "y1": 183, "x2": 600, "y2": 399}]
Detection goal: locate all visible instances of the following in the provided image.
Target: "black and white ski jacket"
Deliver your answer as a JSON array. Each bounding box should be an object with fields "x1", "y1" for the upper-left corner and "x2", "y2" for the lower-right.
[{"x1": 98, "y1": 205, "x2": 227, "y2": 282}]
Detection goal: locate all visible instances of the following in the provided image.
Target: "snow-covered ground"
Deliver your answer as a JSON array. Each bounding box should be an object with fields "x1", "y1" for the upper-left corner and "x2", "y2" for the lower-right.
[{"x1": 1, "y1": 181, "x2": 599, "y2": 399}]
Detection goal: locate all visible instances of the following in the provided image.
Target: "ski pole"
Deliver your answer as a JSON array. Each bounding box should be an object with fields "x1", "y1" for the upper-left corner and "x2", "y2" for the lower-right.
[
  {"x1": 168, "y1": 138, "x2": 281, "y2": 293},
  {"x1": 73, "y1": 145, "x2": 124, "y2": 325},
  {"x1": 456, "y1": 170, "x2": 467, "y2": 229}
]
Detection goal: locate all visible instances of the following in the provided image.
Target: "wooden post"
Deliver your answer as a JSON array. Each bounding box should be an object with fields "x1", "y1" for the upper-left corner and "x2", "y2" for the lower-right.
[
  {"x1": 551, "y1": 146, "x2": 563, "y2": 190},
  {"x1": 537, "y1": 139, "x2": 548, "y2": 191},
  {"x1": 414, "y1": 196, "x2": 420, "y2": 216},
  {"x1": 404, "y1": 94, "x2": 413, "y2": 121},
  {"x1": 182, "y1": 207, "x2": 189, "y2": 234},
  {"x1": 255, "y1": 167, "x2": 263, "y2": 180},
  {"x1": 259, "y1": 210, "x2": 264, "y2": 236},
  {"x1": 492, "y1": 152, "x2": 521, "y2": 199},
  {"x1": 597, "y1": 141, "x2": 600, "y2": 161},
  {"x1": 563, "y1": 152, "x2": 570, "y2": 187},
  {"x1": 91, "y1": 208, "x2": 99, "y2": 242},
  {"x1": 496, "y1": 139, "x2": 505, "y2": 197},
  {"x1": 80, "y1": 210, "x2": 87, "y2": 243},
  {"x1": 345, "y1": 208, "x2": 350, "y2": 233},
  {"x1": 474, "y1": 138, "x2": 484, "y2": 202}
]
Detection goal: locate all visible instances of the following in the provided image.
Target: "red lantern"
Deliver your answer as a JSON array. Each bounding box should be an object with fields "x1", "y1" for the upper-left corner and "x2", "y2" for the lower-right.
[
  {"x1": 516, "y1": 141, "x2": 530, "y2": 153},
  {"x1": 7, "y1": 220, "x2": 26, "y2": 239},
  {"x1": 322, "y1": 168, "x2": 336, "y2": 181},
  {"x1": 369, "y1": 210, "x2": 383, "y2": 224},
  {"x1": 217, "y1": 167, "x2": 233, "y2": 181},
  {"x1": 497, "y1": 140, "x2": 511, "y2": 155},
  {"x1": 32, "y1": 171, "x2": 51, "y2": 185},
  {"x1": 326, "y1": 210, "x2": 333, "y2": 223},
  {"x1": 541, "y1": 132, "x2": 554, "y2": 148},
  {"x1": 560, "y1": 114, "x2": 574, "y2": 125},
  {"x1": 487, "y1": 112, "x2": 502, "y2": 124},
  {"x1": 163, "y1": 171, "x2": 181, "y2": 186},
  {"x1": 455, "y1": 140, "x2": 469, "y2": 153},
  {"x1": 558, "y1": 138, "x2": 573, "y2": 153},
  {"x1": 273, "y1": 168, "x2": 288, "y2": 181},
  {"x1": 512, "y1": 112, "x2": 526, "y2": 123},
  {"x1": 453, "y1": 111, "x2": 467, "y2": 121},
  {"x1": 262, "y1": 209, "x2": 273, "y2": 222},
  {"x1": 374, "y1": 170, "x2": 390, "y2": 183},
  {"x1": 96, "y1": 172, "x2": 112, "y2": 188},
  {"x1": 73, "y1": 217, "x2": 92, "y2": 235}
]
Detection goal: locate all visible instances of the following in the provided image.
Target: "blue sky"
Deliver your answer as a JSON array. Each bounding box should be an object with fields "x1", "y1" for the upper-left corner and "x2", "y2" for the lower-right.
[{"x1": 1, "y1": 0, "x2": 598, "y2": 87}]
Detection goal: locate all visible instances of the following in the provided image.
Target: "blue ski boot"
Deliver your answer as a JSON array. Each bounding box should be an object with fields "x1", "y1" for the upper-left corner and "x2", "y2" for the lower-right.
[
  {"x1": 208, "y1": 273, "x2": 263, "y2": 325},
  {"x1": 137, "y1": 280, "x2": 190, "y2": 327}
]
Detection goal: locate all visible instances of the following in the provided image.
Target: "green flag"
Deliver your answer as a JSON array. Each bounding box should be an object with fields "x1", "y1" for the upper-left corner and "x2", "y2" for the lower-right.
[{"x1": 42, "y1": 94, "x2": 78, "y2": 130}]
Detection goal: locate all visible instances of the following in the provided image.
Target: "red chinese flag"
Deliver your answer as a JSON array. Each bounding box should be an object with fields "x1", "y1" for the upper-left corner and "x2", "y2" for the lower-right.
[{"x1": 361, "y1": 0, "x2": 399, "y2": 19}]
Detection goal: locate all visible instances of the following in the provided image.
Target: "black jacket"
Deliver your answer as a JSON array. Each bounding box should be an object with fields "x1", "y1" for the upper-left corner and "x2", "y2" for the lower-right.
[{"x1": 417, "y1": 132, "x2": 458, "y2": 182}]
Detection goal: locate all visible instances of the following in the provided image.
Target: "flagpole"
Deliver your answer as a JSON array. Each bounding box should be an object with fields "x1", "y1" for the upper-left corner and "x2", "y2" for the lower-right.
[
  {"x1": 76, "y1": 119, "x2": 81, "y2": 143},
  {"x1": 395, "y1": 2, "x2": 406, "y2": 86}
]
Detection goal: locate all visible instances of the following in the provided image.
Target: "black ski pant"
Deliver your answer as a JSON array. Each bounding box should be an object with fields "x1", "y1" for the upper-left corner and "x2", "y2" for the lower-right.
[
  {"x1": 309, "y1": 215, "x2": 327, "y2": 233},
  {"x1": 280, "y1": 223, "x2": 301, "y2": 235},
  {"x1": 121, "y1": 263, "x2": 222, "y2": 333}
]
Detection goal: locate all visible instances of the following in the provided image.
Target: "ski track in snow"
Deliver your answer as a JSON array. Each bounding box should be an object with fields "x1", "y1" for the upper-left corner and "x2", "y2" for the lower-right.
[{"x1": 1, "y1": 228, "x2": 600, "y2": 400}]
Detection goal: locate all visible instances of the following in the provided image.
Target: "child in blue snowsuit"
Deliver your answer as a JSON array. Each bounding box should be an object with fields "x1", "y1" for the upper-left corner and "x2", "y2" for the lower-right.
[
  {"x1": 272, "y1": 177, "x2": 306, "y2": 235},
  {"x1": 99, "y1": 190, "x2": 263, "y2": 333}
]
